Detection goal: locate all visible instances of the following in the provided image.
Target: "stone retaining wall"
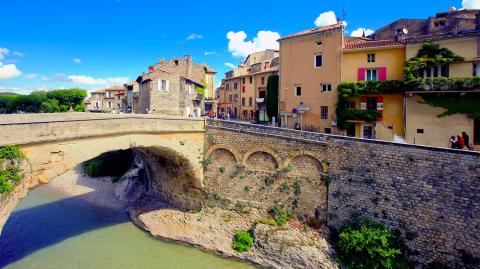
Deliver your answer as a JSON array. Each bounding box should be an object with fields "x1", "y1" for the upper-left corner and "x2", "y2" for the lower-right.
[{"x1": 205, "y1": 119, "x2": 480, "y2": 267}]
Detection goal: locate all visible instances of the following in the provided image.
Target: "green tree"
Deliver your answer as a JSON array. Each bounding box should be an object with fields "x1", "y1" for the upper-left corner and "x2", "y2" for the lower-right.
[
  {"x1": 337, "y1": 217, "x2": 402, "y2": 269},
  {"x1": 266, "y1": 74, "x2": 279, "y2": 121},
  {"x1": 46, "y1": 88, "x2": 87, "y2": 108},
  {"x1": 40, "y1": 99, "x2": 60, "y2": 113}
]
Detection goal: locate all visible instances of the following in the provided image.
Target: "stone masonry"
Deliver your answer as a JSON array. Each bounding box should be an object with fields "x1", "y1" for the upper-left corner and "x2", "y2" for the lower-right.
[{"x1": 204, "y1": 119, "x2": 480, "y2": 268}]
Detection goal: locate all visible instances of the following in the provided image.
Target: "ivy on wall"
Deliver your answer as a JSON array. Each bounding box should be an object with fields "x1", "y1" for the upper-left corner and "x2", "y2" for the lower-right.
[
  {"x1": 420, "y1": 93, "x2": 480, "y2": 120},
  {"x1": 0, "y1": 145, "x2": 26, "y2": 194}
]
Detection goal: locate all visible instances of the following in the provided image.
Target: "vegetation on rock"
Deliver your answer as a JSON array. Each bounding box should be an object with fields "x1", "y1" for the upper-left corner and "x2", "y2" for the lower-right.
[
  {"x1": 269, "y1": 203, "x2": 292, "y2": 226},
  {"x1": 232, "y1": 230, "x2": 254, "y2": 252},
  {"x1": 0, "y1": 145, "x2": 26, "y2": 194}
]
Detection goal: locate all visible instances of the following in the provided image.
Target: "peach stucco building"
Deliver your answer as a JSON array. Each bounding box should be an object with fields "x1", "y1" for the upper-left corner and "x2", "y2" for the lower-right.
[{"x1": 279, "y1": 23, "x2": 344, "y2": 133}]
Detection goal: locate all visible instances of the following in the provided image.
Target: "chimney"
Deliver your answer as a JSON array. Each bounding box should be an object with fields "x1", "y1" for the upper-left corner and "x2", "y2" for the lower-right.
[
  {"x1": 185, "y1": 55, "x2": 193, "y2": 78},
  {"x1": 159, "y1": 58, "x2": 165, "y2": 63}
]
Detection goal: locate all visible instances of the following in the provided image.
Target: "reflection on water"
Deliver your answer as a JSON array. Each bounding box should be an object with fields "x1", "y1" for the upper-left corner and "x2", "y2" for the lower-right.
[{"x1": 0, "y1": 185, "x2": 255, "y2": 269}]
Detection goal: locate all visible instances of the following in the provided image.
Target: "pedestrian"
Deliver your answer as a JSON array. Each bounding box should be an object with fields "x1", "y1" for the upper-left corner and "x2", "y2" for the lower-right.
[
  {"x1": 449, "y1": 136, "x2": 457, "y2": 149},
  {"x1": 457, "y1": 134, "x2": 465, "y2": 149},
  {"x1": 462, "y1": 131, "x2": 471, "y2": 150},
  {"x1": 294, "y1": 123, "x2": 301, "y2": 130}
]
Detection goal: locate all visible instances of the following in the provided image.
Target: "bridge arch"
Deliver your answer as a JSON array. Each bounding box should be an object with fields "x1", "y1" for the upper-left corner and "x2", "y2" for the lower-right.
[
  {"x1": 242, "y1": 146, "x2": 282, "y2": 172},
  {"x1": 204, "y1": 144, "x2": 241, "y2": 165},
  {"x1": 283, "y1": 150, "x2": 328, "y2": 173}
]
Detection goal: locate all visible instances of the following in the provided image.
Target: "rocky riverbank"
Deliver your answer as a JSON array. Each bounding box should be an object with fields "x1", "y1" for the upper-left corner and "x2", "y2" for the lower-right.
[{"x1": 128, "y1": 197, "x2": 339, "y2": 269}]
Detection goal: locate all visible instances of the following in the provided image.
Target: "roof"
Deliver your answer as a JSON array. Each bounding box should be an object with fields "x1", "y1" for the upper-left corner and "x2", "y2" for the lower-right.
[
  {"x1": 91, "y1": 89, "x2": 105, "y2": 94},
  {"x1": 104, "y1": 86, "x2": 124, "y2": 91},
  {"x1": 344, "y1": 39, "x2": 404, "y2": 50},
  {"x1": 344, "y1": 30, "x2": 480, "y2": 50},
  {"x1": 279, "y1": 23, "x2": 343, "y2": 41}
]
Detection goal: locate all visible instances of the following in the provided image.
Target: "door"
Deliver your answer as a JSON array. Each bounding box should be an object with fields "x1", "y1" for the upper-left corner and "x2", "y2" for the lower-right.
[{"x1": 362, "y1": 125, "x2": 374, "y2": 139}]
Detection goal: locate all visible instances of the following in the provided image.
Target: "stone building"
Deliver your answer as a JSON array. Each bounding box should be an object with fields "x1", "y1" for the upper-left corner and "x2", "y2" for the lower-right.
[
  {"x1": 133, "y1": 55, "x2": 216, "y2": 116},
  {"x1": 218, "y1": 49, "x2": 279, "y2": 121},
  {"x1": 85, "y1": 86, "x2": 126, "y2": 112}
]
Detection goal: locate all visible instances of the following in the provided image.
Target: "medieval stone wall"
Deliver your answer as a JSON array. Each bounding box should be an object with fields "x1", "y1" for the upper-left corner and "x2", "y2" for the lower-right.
[{"x1": 205, "y1": 119, "x2": 480, "y2": 267}]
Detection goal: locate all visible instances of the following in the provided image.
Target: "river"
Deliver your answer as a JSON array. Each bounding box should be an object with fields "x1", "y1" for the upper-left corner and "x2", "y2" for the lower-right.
[{"x1": 0, "y1": 170, "x2": 256, "y2": 269}]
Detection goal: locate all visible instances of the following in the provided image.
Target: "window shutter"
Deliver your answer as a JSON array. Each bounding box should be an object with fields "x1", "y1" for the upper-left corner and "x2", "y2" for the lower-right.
[
  {"x1": 379, "y1": 67, "x2": 387, "y2": 81},
  {"x1": 360, "y1": 96, "x2": 367, "y2": 110},
  {"x1": 376, "y1": 96, "x2": 384, "y2": 121},
  {"x1": 166, "y1": 80, "x2": 170, "y2": 91},
  {"x1": 358, "y1": 68, "x2": 366, "y2": 81}
]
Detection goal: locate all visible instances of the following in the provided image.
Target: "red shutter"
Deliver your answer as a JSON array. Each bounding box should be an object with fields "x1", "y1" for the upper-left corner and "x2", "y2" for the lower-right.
[
  {"x1": 242, "y1": 85, "x2": 245, "y2": 93},
  {"x1": 360, "y1": 96, "x2": 367, "y2": 110},
  {"x1": 358, "y1": 68, "x2": 366, "y2": 81},
  {"x1": 376, "y1": 96, "x2": 384, "y2": 121},
  {"x1": 379, "y1": 67, "x2": 387, "y2": 81}
]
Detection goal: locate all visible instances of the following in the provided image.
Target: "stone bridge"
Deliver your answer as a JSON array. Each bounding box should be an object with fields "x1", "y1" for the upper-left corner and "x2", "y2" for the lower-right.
[
  {"x1": 0, "y1": 113, "x2": 206, "y2": 231},
  {"x1": 0, "y1": 114, "x2": 479, "y2": 267}
]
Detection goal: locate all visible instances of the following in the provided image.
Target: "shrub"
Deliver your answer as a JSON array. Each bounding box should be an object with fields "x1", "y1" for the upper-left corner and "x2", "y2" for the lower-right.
[
  {"x1": 232, "y1": 230, "x2": 254, "y2": 252},
  {"x1": 279, "y1": 182, "x2": 290, "y2": 193},
  {"x1": 200, "y1": 157, "x2": 213, "y2": 170},
  {"x1": 264, "y1": 176, "x2": 275, "y2": 186},
  {"x1": 337, "y1": 217, "x2": 401, "y2": 269},
  {"x1": 293, "y1": 180, "x2": 301, "y2": 196},
  {"x1": 219, "y1": 167, "x2": 225, "y2": 173},
  {"x1": 269, "y1": 203, "x2": 292, "y2": 226},
  {"x1": 0, "y1": 145, "x2": 26, "y2": 194}
]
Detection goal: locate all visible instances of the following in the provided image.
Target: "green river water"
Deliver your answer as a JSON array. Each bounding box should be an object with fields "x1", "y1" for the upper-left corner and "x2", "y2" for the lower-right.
[{"x1": 0, "y1": 184, "x2": 256, "y2": 269}]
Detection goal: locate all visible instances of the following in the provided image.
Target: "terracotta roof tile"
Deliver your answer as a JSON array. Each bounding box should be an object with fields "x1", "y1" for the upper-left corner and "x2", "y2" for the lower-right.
[
  {"x1": 344, "y1": 39, "x2": 404, "y2": 49},
  {"x1": 279, "y1": 23, "x2": 343, "y2": 41}
]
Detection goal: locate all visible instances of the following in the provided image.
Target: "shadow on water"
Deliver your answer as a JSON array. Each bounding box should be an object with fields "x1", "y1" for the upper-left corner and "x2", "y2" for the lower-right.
[{"x1": 0, "y1": 190, "x2": 129, "y2": 268}]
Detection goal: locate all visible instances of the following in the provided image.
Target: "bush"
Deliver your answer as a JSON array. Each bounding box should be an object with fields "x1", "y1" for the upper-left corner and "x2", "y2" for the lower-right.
[
  {"x1": 232, "y1": 230, "x2": 254, "y2": 252},
  {"x1": 337, "y1": 217, "x2": 401, "y2": 269},
  {"x1": 0, "y1": 145, "x2": 26, "y2": 194},
  {"x1": 269, "y1": 203, "x2": 292, "y2": 226}
]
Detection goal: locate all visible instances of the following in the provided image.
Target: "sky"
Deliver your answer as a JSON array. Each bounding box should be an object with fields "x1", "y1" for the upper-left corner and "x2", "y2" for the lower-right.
[{"x1": 1, "y1": 0, "x2": 478, "y2": 94}]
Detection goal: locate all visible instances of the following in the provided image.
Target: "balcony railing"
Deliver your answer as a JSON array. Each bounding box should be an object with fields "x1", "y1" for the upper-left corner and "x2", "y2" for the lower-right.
[{"x1": 411, "y1": 77, "x2": 480, "y2": 92}]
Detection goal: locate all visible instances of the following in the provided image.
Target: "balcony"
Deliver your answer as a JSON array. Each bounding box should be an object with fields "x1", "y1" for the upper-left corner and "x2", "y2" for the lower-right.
[{"x1": 410, "y1": 77, "x2": 480, "y2": 92}]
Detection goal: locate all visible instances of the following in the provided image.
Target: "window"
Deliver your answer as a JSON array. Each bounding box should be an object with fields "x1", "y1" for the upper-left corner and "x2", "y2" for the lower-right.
[
  {"x1": 187, "y1": 85, "x2": 192, "y2": 94},
  {"x1": 417, "y1": 129, "x2": 424, "y2": 134},
  {"x1": 366, "y1": 69, "x2": 378, "y2": 81},
  {"x1": 423, "y1": 65, "x2": 449, "y2": 78},
  {"x1": 321, "y1": 84, "x2": 332, "y2": 92},
  {"x1": 362, "y1": 125, "x2": 374, "y2": 139},
  {"x1": 234, "y1": 94, "x2": 238, "y2": 102},
  {"x1": 367, "y1": 53, "x2": 376, "y2": 63},
  {"x1": 249, "y1": 76, "x2": 253, "y2": 83},
  {"x1": 205, "y1": 75, "x2": 209, "y2": 84},
  {"x1": 234, "y1": 83, "x2": 238, "y2": 90},
  {"x1": 434, "y1": 20, "x2": 446, "y2": 27},
  {"x1": 474, "y1": 63, "x2": 480, "y2": 76},
  {"x1": 321, "y1": 106, "x2": 329, "y2": 119},
  {"x1": 261, "y1": 77, "x2": 265, "y2": 85},
  {"x1": 158, "y1": 79, "x2": 168, "y2": 91},
  {"x1": 314, "y1": 53, "x2": 323, "y2": 68},
  {"x1": 108, "y1": 102, "x2": 112, "y2": 108},
  {"x1": 242, "y1": 97, "x2": 245, "y2": 106},
  {"x1": 249, "y1": 97, "x2": 253, "y2": 106},
  {"x1": 229, "y1": 95, "x2": 232, "y2": 102},
  {"x1": 316, "y1": 40, "x2": 323, "y2": 46},
  {"x1": 367, "y1": 97, "x2": 377, "y2": 111},
  {"x1": 95, "y1": 101, "x2": 99, "y2": 108},
  {"x1": 295, "y1": 85, "x2": 302, "y2": 96},
  {"x1": 242, "y1": 78, "x2": 245, "y2": 84},
  {"x1": 324, "y1": 128, "x2": 331, "y2": 134},
  {"x1": 346, "y1": 101, "x2": 356, "y2": 109},
  {"x1": 226, "y1": 84, "x2": 230, "y2": 91}
]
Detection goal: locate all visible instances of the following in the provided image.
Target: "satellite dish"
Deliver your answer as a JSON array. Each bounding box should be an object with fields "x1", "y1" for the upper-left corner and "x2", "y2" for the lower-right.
[{"x1": 402, "y1": 27, "x2": 409, "y2": 35}]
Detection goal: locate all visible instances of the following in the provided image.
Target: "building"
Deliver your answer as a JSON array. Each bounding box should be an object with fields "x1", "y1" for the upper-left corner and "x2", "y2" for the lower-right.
[
  {"x1": 86, "y1": 86, "x2": 126, "y2": 112},
  {"x1": 133, "y1": 55, "x2": 215, "y2": 116},
  {"x1": 402, "y1": 31, "x2": 480, "y2": 149},
  {"x1": 279, "y1": 23, "x2": 344, "y2": 132},
  {"x1": 341, "y1": 38, "x2": 406, "y2": 141},
  {"x1": 372, "y1": 8, "x2": 480, "y2": 40},
  {"x1": 218, "y1": 50, "x2": 279, "y2": 121},
  {"x1": 125, "y1": 81, "x2": 140, "y2": 113}
]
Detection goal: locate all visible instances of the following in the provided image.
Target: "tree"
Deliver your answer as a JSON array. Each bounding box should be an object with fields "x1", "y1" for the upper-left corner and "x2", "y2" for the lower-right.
[
  {"x1": 266, "y1": 74, "x2": 279, "y2": 121},
  {"x1": 40, "y1": 99, "x2": 60, "y2": 113}
]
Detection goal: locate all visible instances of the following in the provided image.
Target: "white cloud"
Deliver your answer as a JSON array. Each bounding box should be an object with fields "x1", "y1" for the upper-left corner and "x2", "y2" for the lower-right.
[
  {"x1": 73, "y1": 58, "x2": 81, "y2": 64},
  {"x1": 462, "y1": 0, "x2": 480, "y2": 8},
  {"x1": 13, "y1": 51, "x2": 24, "y2": 57},
  {"x1": 351, "y1": 28, "x2": 375, "y2": 37},
  {"x1": 225, "y1": 63, "x2": 236, "y2": 69},
  {"x1": 67, "y1": 75, "x2": 129, "y2": 86},
  {"x1": 186, "y1": 33, "x2": 203, "y2": 40},
  {"x1": 314, "y1": 11, "x2": 338, "y2": 27},
  {"x1": 0, "y1": 48, "x2": 9, "y2": 60},
  {"x1": 24, "y1": 73, "x2": 37, "y2": 79},
  {"x1": 226, "y1": 30, "x2": 280, "y2": 58},
  {"x1": 0, "y1": 64, "x2": 22, "y2": 80},
  {"x1": 41, "y1": 74, "x2": 128, "y2": 86},
  {"x1": 204, "y1": 51, "x2": 219, "y2": 56}
]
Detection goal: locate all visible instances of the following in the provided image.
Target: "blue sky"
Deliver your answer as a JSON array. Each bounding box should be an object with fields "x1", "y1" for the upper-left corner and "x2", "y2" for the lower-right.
[{"x1": 0, "y1": 0, "x2": 477, "y2": 94}]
